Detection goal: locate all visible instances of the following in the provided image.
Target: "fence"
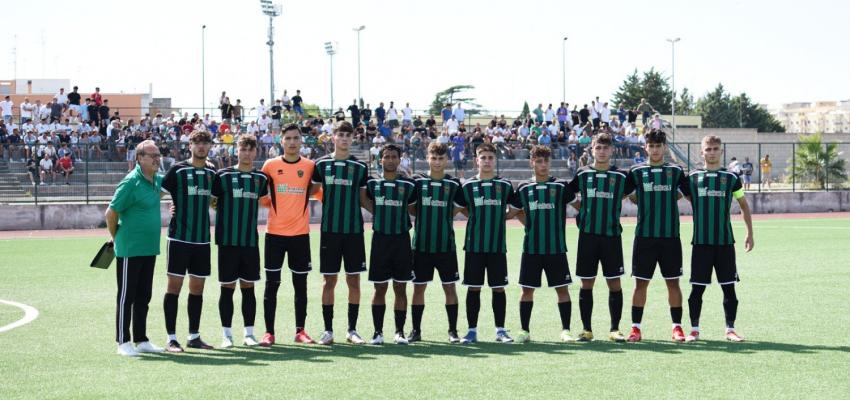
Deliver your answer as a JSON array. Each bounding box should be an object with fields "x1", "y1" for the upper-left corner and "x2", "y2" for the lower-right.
[{"x1": 1, "y1": 139, "x2": 847, "y2": 204}]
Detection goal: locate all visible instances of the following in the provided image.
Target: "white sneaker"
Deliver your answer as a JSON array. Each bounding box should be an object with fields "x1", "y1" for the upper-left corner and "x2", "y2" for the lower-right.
[
  {"x1": 117, "y1": 342, "x2": 140, "y2": 357},
  {"x1": 135, "y1": 341, "x2": 164, "y2": 353},
  {"x1": 369, "y1": 333, "x2": 384, "y2": 345},
  {"x1": 394, "y1": 333, "x2": 409, "y2": 345},
  {"x1": 243, "y1": 335, "x2": 259, "y2": 347},
  {"x1": 221, "y1": 336, "x2": 234, "y2": 349},
  {"x1": 346, "y1": 330, "x2": 366, "y2": 345},
  {"x1": 318, "y1": 331, "x2": 334, "y2": 345}
]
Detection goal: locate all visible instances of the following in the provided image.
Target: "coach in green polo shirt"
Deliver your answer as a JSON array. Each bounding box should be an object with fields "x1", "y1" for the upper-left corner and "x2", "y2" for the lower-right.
[{"x1": 105, "y1": 139, "x2": 165, "y2": 357}]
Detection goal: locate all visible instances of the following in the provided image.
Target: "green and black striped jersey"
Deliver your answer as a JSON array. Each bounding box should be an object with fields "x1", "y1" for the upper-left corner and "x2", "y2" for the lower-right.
[
  {"x1": 211, "y1": 168, "x2": 270, "y2": 247},
  {"x1": 411, "y1": 174, "x2": 463, "y2": 253},
  {"x1": 510, "y1": 177, "x2": 576, "y2": 255},
  {"x1": 568, "y1": 166, "x2": 634, "y2": 237},
  {"x1": 687, "y1": 168, "x2": 743, "y2": 246},
  {"x1": 311, "y1": 155, "x2": 369, "y2": 234},
  {"x1": 366, "y1": 176, "x2": 417, "y2": 235},
  {"x1": 628, "y1": 163, "x2": 690, "y2": 238},
  {"x1": 457, "y1": 176, "x2": 515, "y2": 253},
  {"x1": 162, "y1": 160, "x2": 216, "y2": 243}
]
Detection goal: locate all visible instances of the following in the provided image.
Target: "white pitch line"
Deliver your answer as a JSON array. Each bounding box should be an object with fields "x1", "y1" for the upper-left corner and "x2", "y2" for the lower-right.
[{"x1": 0, "y1": 299, "x2": 39, "y2": 333}]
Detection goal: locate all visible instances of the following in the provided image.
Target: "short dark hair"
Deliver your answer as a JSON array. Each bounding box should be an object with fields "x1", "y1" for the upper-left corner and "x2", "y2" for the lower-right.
[
  {"x1": 530, "y1": 145, "x2": 552, "y2": 159},
  {"x1": 475, "y1": 143, "x2": 497, "y2": 156},
  {"x1": 591, "y1": 133, "x2": 613, "y2": 147},
  {"x1": 427, "y1": 142, "x2": 448, "y2": 156},
  {"x1": 334, "y1": 121, "x2": 354, "y2": 135},
  {"x1": 189, "y1": 130, "x2": 212, "y2": 143},
  {"x1": 380, "y1": 144, "x2": 403, "y2": 159},
  {"x1": 282, "y1": 123, "x2": 301, "y2": 135},
  {"x1": 645, "y1": 129, "x2": 667, "y2": 144},
  {"x1": 237, "y1": 134, "x2": 258, "y2": 149}
]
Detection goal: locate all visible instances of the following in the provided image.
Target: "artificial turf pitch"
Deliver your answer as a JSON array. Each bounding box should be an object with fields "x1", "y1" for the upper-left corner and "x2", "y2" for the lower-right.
[{"x1": 0, "y1": 216, "x2": 848, "y2": 399}]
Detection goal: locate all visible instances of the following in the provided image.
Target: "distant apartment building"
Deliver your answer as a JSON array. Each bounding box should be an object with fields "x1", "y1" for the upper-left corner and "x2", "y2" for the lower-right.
[{"x1": 770, "y1": 100, "x2": 850, "y2": 133}]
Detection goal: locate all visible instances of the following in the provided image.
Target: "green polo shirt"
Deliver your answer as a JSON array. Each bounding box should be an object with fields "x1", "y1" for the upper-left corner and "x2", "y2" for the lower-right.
[{"x1": 109, "y1": 165, "x2": 163, "y2": 258}]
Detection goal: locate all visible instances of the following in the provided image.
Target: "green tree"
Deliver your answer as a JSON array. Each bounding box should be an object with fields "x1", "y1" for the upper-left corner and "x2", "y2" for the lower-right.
[
  {"x1": 429, "y1": 85, "x2": 482, "y2": 116},
  {"x1": 611, "y1": 68, "x2": 673, "y2": 114},
  {"x1": 695, "y1": 84, "x2": 785, "y2": 132},
  {"x1": 675, "y1": 87, "x2": 694, "y2": 115},
  {"x1": 786, "y1": 133, "x2": 847, "y2": 189},
  {"x1": 519, "y1": 101, "x2": 530, "y2": 119}
]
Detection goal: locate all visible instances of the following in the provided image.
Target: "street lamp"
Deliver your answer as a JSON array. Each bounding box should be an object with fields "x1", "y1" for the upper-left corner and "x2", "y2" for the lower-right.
[
  {"x1": 202, "y1": 25, "x2": 206, "y2": 116},
  {"x1": 562, "y1": 37, "x2": 568, "y2": 103},
  {"x1": 353, "y1": 25, "x2": 365, "y2": 104},
  {"x1": 261, "y1": 0, "x2": 282, "y2": 103},
  {"x1": 666, "y1": 37, "x2": 681, "y2": 135},
  {"x1": 324, "y1": 41, "x2": 337, "y2": 113}
]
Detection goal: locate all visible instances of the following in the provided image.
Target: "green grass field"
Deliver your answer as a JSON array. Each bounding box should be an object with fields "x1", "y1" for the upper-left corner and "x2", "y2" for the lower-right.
[{"x1": 1, "y1": 217, "x2": 848, "y2": 399}]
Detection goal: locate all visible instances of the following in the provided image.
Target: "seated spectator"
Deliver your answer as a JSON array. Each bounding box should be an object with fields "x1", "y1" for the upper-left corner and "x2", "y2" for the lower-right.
[
  {"x1": 58, "y1": 153, "x2": 74, "y2": 185},
  {"x1": 39, "y1": 155, "x2": 55, "y2": 185},
  {"x1": 633, "y1": 152, "x2": 646, "y2": 165},
  {"x1": 26, "y1": 156, "x2": 38, "y2": 185}
]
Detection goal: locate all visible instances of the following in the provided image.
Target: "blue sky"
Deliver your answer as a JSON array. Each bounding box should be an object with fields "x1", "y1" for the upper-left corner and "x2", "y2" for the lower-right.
[{"x1": 4, "y1": 0, "x2": 848, "y2": 113}]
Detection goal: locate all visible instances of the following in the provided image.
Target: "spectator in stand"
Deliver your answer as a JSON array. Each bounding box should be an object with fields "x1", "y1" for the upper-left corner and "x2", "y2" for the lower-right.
[
  {"x1": 617, "y1": 103, "x2": 627, "y2": 125},
  {"x1": 741, "y1": 157, "x2": 754, "y2": 190},
  {"x1": 402, "y1": 102, "x2": 413, "y2": 127},
  {"x1": 579, "y1": 104, "x2": 590, "y2": 126},
  {"x1": 601, "y1": 102, "x2": 611, "y2": 124},
  {"x1": 258, "y1": 114, "x2": 271, "y2": 133},
  {"x1": 533, "y1": 104, "x2": 544, "y2": 124},
  {"x1": 91, "y1": 87, "x2": 103, "y2": 106},
  {"x1": 233, "y1": 99, "x2": 244, "y2": 124},
  {"x1": 256, "y1": 99, "x2": 268, "y2": 121},
  {"x1": 453, "y1": 103, "x2": 465, "y2": 125},
  {"x1": 637, "y1": 98, "x2": 654, "y2": 126},
  {"x1": 59, "y1": 152, "x2": 74, "y2": 185},
  {"x1": 39, "y1": 154, "x2": 55, "y2": 184},
  {"x1": 445, "y1": 115, "x2": 460, "y2": 135},
  {"x1": 590, "y1": 100, "x2": 601, "y2": 129},
  {"x1": 760, "y1": 154, "x2": 772, "y2": 189},
  {"x1": 557, "y1": 102, "x2": 569, "y2": 131},
  {"x1": 387, "y1": 101, "x2": 400, "y2": 129},
  {"x1": 54, "y1": 88, "x2": 69, "y2": 110},
  {"x1": 544, "y1": 104, "x2": 555, "y2": 123},
  {"x1": 270, "y1": 100, "x2": 283, "y2": 132},
  {"x1": 1, "y1": 96, "x2": 14, "y2": 124},
  {"x1": 728, "y1": 157, "x2": 741, "y2": 176},
  {"x1": 347, "y1": 100, "x2": 361, "y2": 127},
  {"x1": 650, "y1": 113, "x2": 663, "y2": 130},
  {"x1": 441, "y1": 103, "x2": 452, "y2": 123},
  {"x1": 290, "y1": 89, "x2": 303, "y2": 115},
  {"x1": 220, "y1": 97, "x2": 233, "y2": 122},
  {"x1": 633, "y1": 152, "x2": 646, "y2": 165},
  {"x1": 361, "y1": 103, "x2": 372, "y2": 125},
  {"x1": 375, "y1": 102, "x2": 386, "y2": 127},
  {"x1": 20, "y1": 98, "x2": 35, "y2": 123},
  {"x1": 68, "y1": 86, "x2": 82, "y2": 116},
  {"x1": 281, "y1": 90, "x2": 291, "y2": 112},
  {"x1": 451, "y1": 133, "x2": 466, "y2": 179},
  {"x1": 567, "y1": 152, "x2": 578, "y2": 176},
  {"x1": 26, "y1": 155, "x2": 38, "y2": 185},
  {"x1": 98, "y1": 99, "x2": 111, "y2": 128}
]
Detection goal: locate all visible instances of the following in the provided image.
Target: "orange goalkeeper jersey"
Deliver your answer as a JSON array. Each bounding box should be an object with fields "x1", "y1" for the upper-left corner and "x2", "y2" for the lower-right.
[{"x1": 261, "y1": 156, "x2": 315, "y2": 236}]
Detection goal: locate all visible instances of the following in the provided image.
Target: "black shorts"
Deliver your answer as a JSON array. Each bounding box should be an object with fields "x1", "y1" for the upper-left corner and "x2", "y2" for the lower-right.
[
  {"x1": 575, "y1": 233, "x2": 625, "y2": 280},
  {"x1": 368, "y1": 232, "x2": 413, "y2": 283},
  {"x1": 632, "y1": 237, "x2": 683, "y2": 280},
  {"x1": 519, "y1": 253, "x2": 572, "y2": 288},
  {"x1": 264, "y1": 233, "x2": 312, "y2": 282},
  {"x1": 319, "y1": 232, "x2": 367, "y2": 275},
  {"x1": 463, "y1": 252, "x2": 509, "y2": 288},
  {"x1": 412, "y1": 251, "x2": 459, "y2": 284},
  {"x1": 218, "y1": 245, "x2": 261, "y2": 283},
  {"x1": 166, "y1": 240, "x2": 211, "y2": 278},
  {"x1": 690, "y1": 245, "x2": 739, "y2": 286}
]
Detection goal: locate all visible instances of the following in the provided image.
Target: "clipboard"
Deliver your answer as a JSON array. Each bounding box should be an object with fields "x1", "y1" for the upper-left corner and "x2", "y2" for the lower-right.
[{"x1": 90, "y1": 242, "x2": 115, "y2": 269}]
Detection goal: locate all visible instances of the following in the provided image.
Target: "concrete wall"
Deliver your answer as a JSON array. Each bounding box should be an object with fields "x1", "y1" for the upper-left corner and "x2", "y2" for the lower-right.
[{"x1": 1, "y1": 191, "x2": 847, "y2": 231}]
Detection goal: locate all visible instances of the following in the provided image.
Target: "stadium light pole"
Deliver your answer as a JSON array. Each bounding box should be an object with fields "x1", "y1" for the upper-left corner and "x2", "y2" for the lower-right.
[
  {"x1": 353, "y1": 25, "x2": 365, "y2": 104},
  {"x1": 261, "y1": 0, "x2": 282, "y2": 103},
  {"x1": 667, "y1": 37, "x2": 680, "y2": 135},
  {"x1": 325, "y1": 42, "x2": 337, "y2": 113},
  {"x1": 201, "y1": 25, "x2": 206, "y2": 116},
  {"x1": 562, "y1": 36, "x2": 568, "y2": 103}
]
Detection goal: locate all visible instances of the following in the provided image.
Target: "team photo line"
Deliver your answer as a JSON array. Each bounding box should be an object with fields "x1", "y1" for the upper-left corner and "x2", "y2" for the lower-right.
[{"x1": 106, "y1": 121, "x2": 752, "y2": 357}]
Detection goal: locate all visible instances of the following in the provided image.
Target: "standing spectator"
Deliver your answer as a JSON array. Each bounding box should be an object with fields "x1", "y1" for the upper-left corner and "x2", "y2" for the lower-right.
[
  {"x1": 533, "y1": 104, "x2": 544, "y2": 124},
  {"x1": 106, "y1": 140, "x2": 165, "y2": 357},
  {"x1": 387, "y1": 101, "x2": 400, "y2": 129},
  {"x1": 91, "y1": 87, "x2": 103, "y2": 106},
  {"x1": 453, "y1": 103, "x2": 465, "y2": 125},
  {"x1": 0, "y1": 96, "x2": 13, "y2": 124},
  {"x1": 650, "y1": 113, "x2": 663, "y2": 130},
  {"x1": 291, "y1": 89, "x2": 304, "y2": 115},
  {"x1": 375, "y1": 102, "x2": 386, "y2": 127},
  {"x1": 728, "y1": 157, "x2": 741, "y2": 175},
  {"x1": 54, "y1": 88, "x2": 69, "y2": 109},
  {"x1": 760, "y1": 154, "x2": 772, "y2": 189},
  {"x1": 26, "y1": 155, "x2": 38, "y2": 185},
  {"x1": 281, "y1": 89, "x2": 291, "y2": 112},
  {"x1": 544, "y1": 104, "x2": 555, "y2": 123},
  {"x1": 617, "y1": 103, "x2": 627, "y2": 125},
  {"x1": 579, "y1": 104, "x2": 590, "y2": 126},
  {"x1": 98, "y1": 99, "x2": 111, "y2": 127},
  {"x1": 220, "y1": 97, "x2": 233, "y2": 122},
  {"x1": 256, "y1": 99, "x2": 268, "y2": 121},
  {"x1": 441, "y1": 103, "x2": 452, "y2": 123},
  {"x1": 445, "y1": 115, "x2": 460, "y2": 135},
  {"x1": 557, "y1": 102, "x2": 569, "y2": 130},
  {"x1": 402, "y1": 102, "x2": 413, "y2": 127},
  {"x1": 68, "y1": 86, "x2": 82, "y2": 115},
  {"x1": 87, "y1": 99, "x2": 100, "y2": 126},
  {"x1": 601, "y1": 102, "x2": 611, "y2": 124},
  {"x1": 20, "y1": 98, "x2": 35, "y2": 123},
  {"x1": 232, "y1": 99, "x2": 244, "y2": 124},
  {"x1": 637, "y1": 98, "x2": 654, "y2": 127},
  {"x1": 347, "y1": 100, "x2": 361, "y2": 127},
  {"x1": 270, "y1": 100, "x2": 283, "y2": 132},
  {"x1": 451, "y1": 133, "x2": 466, "y2": 179},
  {"x1": 590, "y1": 100, "x2": 600, "y2": 129},
  {"x1": 741, "y1": 157, "x2": 754, "y2": 190},
  {"x1": 361, "y1": 103, "x2": 372, "y2": 126}
]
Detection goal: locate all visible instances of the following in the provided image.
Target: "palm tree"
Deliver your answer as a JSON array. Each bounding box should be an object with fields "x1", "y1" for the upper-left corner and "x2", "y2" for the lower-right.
[{"x1": 786, "y1": 133, "x2": 848, "y2": 189}]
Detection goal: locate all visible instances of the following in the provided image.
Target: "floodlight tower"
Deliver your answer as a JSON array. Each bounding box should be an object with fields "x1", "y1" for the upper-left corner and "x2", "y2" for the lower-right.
[
  {"x1": 324, "y1": 41, "x2": 337, "y2": 112},
  {"x1": 261, "y1": 0, "x2": 282, "y2": 103}
]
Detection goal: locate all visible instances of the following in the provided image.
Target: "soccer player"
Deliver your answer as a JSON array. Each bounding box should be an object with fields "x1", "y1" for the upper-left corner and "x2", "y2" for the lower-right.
[
  {"x1": 567, "y1": 133, "x2": 635, "y2": 342},
  {"x1": 161, "y1": 130, "x2": 217, "y2": 352},
  {"x1": 625, "y1": 130, "x2": 690, "y2": 342},
  {"x1": 684, "y1": 135, "x2": 754, "y2": 343},
  {"x1": 362, "y1": 144, "x2": 417, "y2": 345},
  {"x1": 311, "y1": 121, "x2": 370, "y2": 345},
  {"x1": 408, "y1": 142, "x2": 464, "y2": 344},
  {"x1": 211, "y1": 134, "x2": 269, "y2": 348},
  {"x1": 258, "y1": 124, "x2": 318, "y2": 346},
  {"x1": 510, "y1": 145, "x2": 577, "y2": 343},
  {"x1": 455, "y1": 143, "x2": 520, "y2": 344}
]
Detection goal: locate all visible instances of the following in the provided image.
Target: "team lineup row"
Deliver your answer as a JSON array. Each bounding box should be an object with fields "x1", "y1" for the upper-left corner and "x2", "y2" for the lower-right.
[{"x1": 108, "y1": 122, "x2": 753, "y2": 356}]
